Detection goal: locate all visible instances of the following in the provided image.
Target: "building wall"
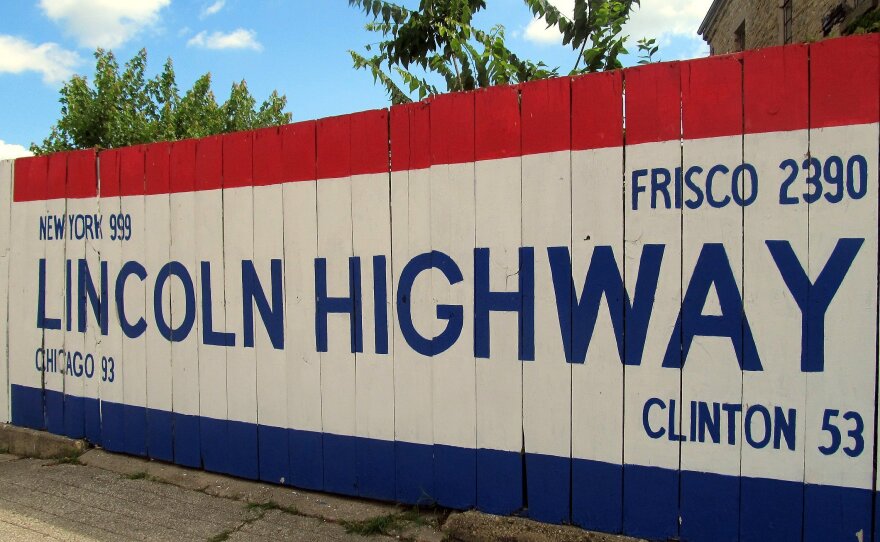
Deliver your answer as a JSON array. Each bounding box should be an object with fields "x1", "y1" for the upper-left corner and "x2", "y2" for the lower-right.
[{"x1": 704, "y1": 0, "x2": 862, "y2": 54}]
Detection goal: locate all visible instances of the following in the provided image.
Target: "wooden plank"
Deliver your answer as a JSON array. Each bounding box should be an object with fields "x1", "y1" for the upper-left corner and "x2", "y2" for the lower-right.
[
  {"x1": 119, "y1": 145, "x2": 148, "y2": 457},
  {"x1": 621, "y1": 61, "x2": 682, "y2": 540},
  {"x1": 316, "y1": 114, "x2": 358, "y2": 496},
  {"x1": 429, "y1": 91, "x2": 477, "y2": 509},
  {"x1": 0, "y1": 160, "x2": 10, "y2": 424},
  {"x1": 195, "y1": 135, "x2": 230, "y2": 475},
  {"x1": 97, "y1": 149, "x2": 125, "y2": 451},
  {"x1": 804, "y1": 34, "x2": 879, "y2": 542},
  {"x1": 570, "y1": 70, "x2": 624, "y2": 533},
  {"x1": 740, "y1": 44, "x2": 809, "y2": 542},
  {"x1": 678, "y1": 54, "x2": 744, "y2": 542},
  {"x1": 351, "y1": 110, "x2": 395, "y2": 501},
  {"x1": 222, "y1": 131, "x2": 259, "y2": 480},
  {"x1": 169, "y1": 138, "x2": 201, "y2": 467},
  {"x1": 68, "y1": 150, "x2": 100, "y2": 444},
  {"x1": 144, "y1": 142, "x2": 173, "y2": 461},
  {"x1": 9, "y1": 155, "x2": 48, "y2": 430},
  {"x1": 472, "y1": 85, "x2": 523, "y2": 515},
  {"x1": 390, "y1": 102, "x2": 435, "y2": 504},
  {"x1": 520, "y1": 76, "x2": 571, "y2": 524},
  {"x1": 280, "y1": 121, "x2": 323, "y2": 490},
  {"x1": 252, "y1": 126, "x2": 289, "y2": 484},
  {"x1": 44, "y1": 152, "x2": 67, "y2": 437}
]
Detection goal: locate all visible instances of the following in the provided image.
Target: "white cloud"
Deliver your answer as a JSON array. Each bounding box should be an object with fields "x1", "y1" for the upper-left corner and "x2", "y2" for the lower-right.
[
  {"x1": 201, "y1": 0, "x2": 225, "y2": 18},
  {"x1": 187, "y1": 29, "x2": 262, "y2": 51},
  {"x1": 39, "y1": 0, "x2": 171, "y2": 49},
  {"x1": 0, "y1": 140, "x2": 33, "y2": 161},
  {"x1": 524, "y1": 0, "x2": 714, "y2": 46},
  {"x1": 0, "y1": 35, "x2": 80, "y2": 84}
]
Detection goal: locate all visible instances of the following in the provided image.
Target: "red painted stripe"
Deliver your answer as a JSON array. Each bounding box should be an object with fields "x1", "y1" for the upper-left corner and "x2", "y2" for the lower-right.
[
  {"x1": 351, "y1": 109, "x2": 388, "y2": 176},
  {"x1": 98, "y1": 149, "x2": 121, "y2": 198},
  {"x1": 145, "y1": 142, "x2": 171, "y2": 195},
  {"x1": 390, "y1": 104, "x2": 411, "y2": 172},
  {"x1": 196, "y1": 135, "x2": 222, "y2": 191},
  {"x1": 281, "y1": 121, "x2": 316, "y2": 182},
  {"x1": 170, "y1": 139, "x2": 196, "y2": 193},
  {"x1": 254, "y1": 126, "x2": 283, "y2": 186},
  {"x1": 13, "y1": 155, "x2": 48, "y2": 202},
  {"x1": 47, "y1": 152, "x2": 66, "y2": 200},
  {"x1": 810, "y1": 34, "x2": 879, "y2": 128},
  {"x1": 682, "y1": 54, "x2": 742, "y2": 140},
  {"x1": 431, "y1": 91, "x2": 474, "y2": 165},
  {"x1": 410, "y1": 101, "x2": 430, "y2": 170},
  {"x1": 744, "y1": 44, "x2": 808, "y2": 134},
  {"x1": 573, "y1": 70, "x2": 623, "y2": 150},
  {"x1": 475, "y1": 85, "x2": 520, "y2": 161},
  {"x1": 119, "y1": 145, "x2": 145, "y2": 196},
  {"x1": 625, "y1": 61, "x2": 681, "y2": 145},
  {"x1": 223, "y1": 131, "x2": 253, "y2": 188},
  {"x1": 67, "y1": 149, "x2": 97, "y2": 199},
  {"x1": 521, "y1": 77, "x2": 570, "y2": 155},
  {"x1": 317, "y1": 114, "x2": 351, "y2": 179}
]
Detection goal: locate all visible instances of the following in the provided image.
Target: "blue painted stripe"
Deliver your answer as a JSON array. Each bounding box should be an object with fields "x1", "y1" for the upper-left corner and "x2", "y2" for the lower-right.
[
  {"x1": 622, "y1": 464, "x2": 678, "y2": 540},
  {"x1": 573, "y1": 458, "x2": 621, "y2": 533},
  {"x1": 258, "y1": 424, "x2": 289, "y2": 484},
  {"x1": 680, "y1": 469, "x2": 740, "y2": 542},
  {"x1": 10, "y1": 385, "x2": 43, "y2": 430},
  {"x1": 434, "y1": 444, "x2": 476, "y2": 509},
  {"x1": 10, "y1": 385, "x2": 878, "y2": 542},
  {"x1": 172, "y1": 412, "x2": 201, "y2": 468},
  {"x1": 323, "y1": 432, "x2": 358, "y2": 496},
  {"x1": 289, "y1": 429, "x2": 323, "y2": 490},
  {"x1": 46, "y1": 389, "x2": 64, "y2": 435},
  {"x1": 63, "y1": 394, "x2": 84, "y2": 439},
  {"x1": 100, "y1": 400, "x2": 124, "y2": 452},
  {"x1": 395, "y1": 441, "x2": 434, "y2": 505},
  {"x1": 477, "y1": 448, "x2": 522, "y2": 515},
  {"x1": 525, "y1": 452, "x2": 570, "y2": 524},
  {"x1": 84, "y1": 396, "x2": 101, "y2": 445},
  {"x1": 147, "y1": 407, "x2": 174, "y2": 462},
  {"x1": 357, "y1": 436, "x2": 396, "y2": 501},
  {"x1": 739, "y1": 476, "x2": 802, "y2": 542}
]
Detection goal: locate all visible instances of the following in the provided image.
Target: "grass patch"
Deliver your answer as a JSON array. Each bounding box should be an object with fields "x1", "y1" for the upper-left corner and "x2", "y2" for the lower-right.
[
  {"x1": 245, "y1": 501, "x2": 299, "y2": 515},
  {"x1": 126, "y1": 471, "x2": 149, "y2": 480},
  {"x1": 342, "y1": 509, "x2": 429, "y2": 536},
  {"x1": 46, "y1": 455, "x2": 83, "y2": 466},
  {"x1": 206, "y1": 530, "x2": 232, "y2": 542}
]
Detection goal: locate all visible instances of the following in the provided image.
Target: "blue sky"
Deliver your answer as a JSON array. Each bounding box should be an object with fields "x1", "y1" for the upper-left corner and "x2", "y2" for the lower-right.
[{"x1": 0, "y1": 1, "x2": 711, "y2": 159}]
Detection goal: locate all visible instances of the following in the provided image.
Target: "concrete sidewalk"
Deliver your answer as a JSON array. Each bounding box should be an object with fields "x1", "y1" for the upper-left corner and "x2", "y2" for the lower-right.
[{"x1": 0, "y1": 425, "x2": 643, "y2": 542}]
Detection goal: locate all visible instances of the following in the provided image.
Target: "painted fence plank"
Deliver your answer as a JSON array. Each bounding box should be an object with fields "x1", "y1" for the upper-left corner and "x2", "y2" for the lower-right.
[
  {"x1": 280, "y1": 121, "x2": 323, "y2": 490},
  {"x1": 0, "y1": 160, "x2": 10, "y2": 425},
  {"x1": 69, "y1": 150, "x2": 101, "y2": 444},
  {"x1": 145, "y1": 142, "x2": 173, "y2": 462},
  {"x1": 429, "y1": 91, "x2": 477, "y2": 509},
  {"x1": 804, "y1": 34, "x2": 879, "y2": 542},
  {"x1": 119, "y1": 145, "x2": 148, "y2": 457},
  {"x1": 9, "y1": 155, "x2": 48, "y2": 430},
  {"x1": 351, "y1": 110, "x2": 396, "y2": 501},
  {"x1": 222, "y1": 131, "x2": 259, "y2": 480},
  {"x1": 45, "y1": 153, "x2": 67, "y2": 437},
  {"x1": 473, "y1": 85, "x2": 523, "y2": 515},
  {"x1": 390, "y1": 102, "x2": 435, "y2": 504},
  {"x1": 195, "y1": 135, "x2": 230, "y2": 474},
  {"x1": 679, "y1": 54, "x2": 744, "y2": 542},
  {"x1": 570, "y1": 70, "x2": 624, "y2": 533},
  {"x1": 61, "y1": 152, "x2": 84, "y2": 440},
  {"x1": 169, "y1": 138, "x2": 201, "y2": 467},
  {"x1": 316, "y1": 114, "x2": 358, "y2": 496},
  {"x1": 520, "y1": 76, "x2": 571, "y2": 525},
  {"x1": 252, "y1": 126, "x2": 289, "y2": 484},
  {"x1": 740, "y1": 43, "x2": 809, "y2": 542},
  {"x1": 97, "y1": 149, "x2": 125, "y2": 451},
  {"x1": 621, "y1": 61, "x2": 682, "y2": 540}
]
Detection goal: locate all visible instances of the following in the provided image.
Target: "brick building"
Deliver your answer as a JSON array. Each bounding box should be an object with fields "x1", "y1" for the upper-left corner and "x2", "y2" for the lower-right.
[{"x1": 699, "y1": 0, "x2": 878, "y2": 54}]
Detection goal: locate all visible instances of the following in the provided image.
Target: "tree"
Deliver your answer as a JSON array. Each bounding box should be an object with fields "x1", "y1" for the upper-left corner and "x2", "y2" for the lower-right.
[
  {"x1": 31, "y1": 48, "x2": 291, "y2": 155},
  {"x1": 348, "y1": 0, "x2": 642, "y2": 104}
]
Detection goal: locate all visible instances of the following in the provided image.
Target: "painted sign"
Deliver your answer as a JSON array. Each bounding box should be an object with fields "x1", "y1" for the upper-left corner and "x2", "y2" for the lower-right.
[{"x1": 1, "y1": 35, "x2": 878, "y2": 542}]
